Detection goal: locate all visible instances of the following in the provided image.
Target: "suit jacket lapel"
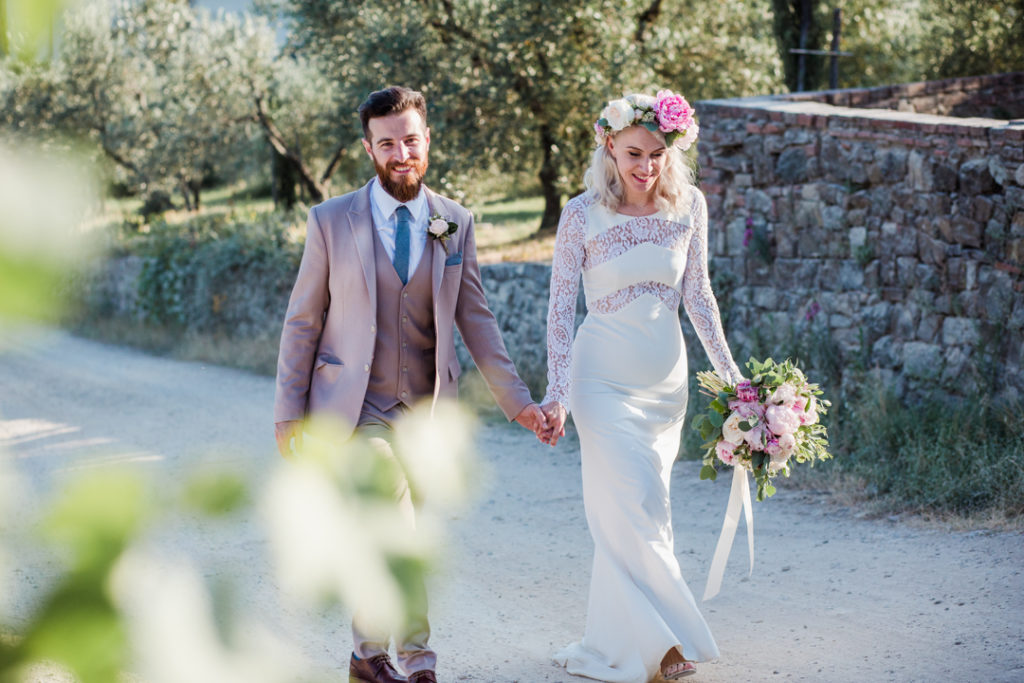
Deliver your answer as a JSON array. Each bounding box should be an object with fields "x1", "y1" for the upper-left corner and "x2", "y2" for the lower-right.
[
  {"x1": 348, "y1": 182, "x2": 377, "y2": 312},
  {"x1": 426, "y1": 188, "x2": 446, "y2": 299}
]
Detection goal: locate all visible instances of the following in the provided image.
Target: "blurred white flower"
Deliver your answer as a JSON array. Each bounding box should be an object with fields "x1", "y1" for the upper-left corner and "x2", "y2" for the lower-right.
[{"x1": 112, "y1": 551, "x2": 308, "y2": 683}]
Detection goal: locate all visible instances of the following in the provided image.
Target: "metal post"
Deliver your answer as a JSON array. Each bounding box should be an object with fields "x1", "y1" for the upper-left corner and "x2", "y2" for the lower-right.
[
  {"x1": 797, "y1": 0, "x2": 810, "y2": 92},
  {"x1": 830, "y1": 8, "x2": 842, "y2": 89}
]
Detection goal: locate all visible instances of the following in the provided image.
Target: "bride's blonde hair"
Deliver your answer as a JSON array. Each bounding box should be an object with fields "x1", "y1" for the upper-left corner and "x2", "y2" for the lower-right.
[{"x1": 584, "y1": 127, "x2": 695, "y2": 217}]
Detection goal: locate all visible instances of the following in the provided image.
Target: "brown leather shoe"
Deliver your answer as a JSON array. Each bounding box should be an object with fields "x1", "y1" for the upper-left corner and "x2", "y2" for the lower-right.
[
  {"x1": 349, "y1": 653, "x2": 407, "y2": 683},
  {"x1": 407, "y1": 671, "x2": 437, "y2": 683}
]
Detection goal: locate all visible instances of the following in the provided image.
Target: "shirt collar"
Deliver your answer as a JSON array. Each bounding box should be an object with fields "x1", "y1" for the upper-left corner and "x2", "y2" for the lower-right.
[{"x1": 370, "y1": 177, "x2": 427, "y2": 222}]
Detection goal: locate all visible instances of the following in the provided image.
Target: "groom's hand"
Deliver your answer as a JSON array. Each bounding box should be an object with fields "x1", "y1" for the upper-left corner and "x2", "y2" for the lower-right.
[
  {"x1": 514, "y1": 403, "x2": 548, "y2": 438},
  {"x1": 274, "y1": 420, "x2": 303, "y2": 459},
  {"x1": 538, "y1": 401, "x2": 567, "y2": 447}
]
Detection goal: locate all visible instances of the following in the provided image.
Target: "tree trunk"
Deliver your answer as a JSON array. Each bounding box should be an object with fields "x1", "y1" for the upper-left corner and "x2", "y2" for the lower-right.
[
  {"x1": 179, "y1": 178, "x2": 194, "y2": 212},
  {"x1": 271, "y1": 148, "x2": 297, "y2": 210},
  {"x1": 536, "y1": 124, "x2": 562, "y2": 234}
]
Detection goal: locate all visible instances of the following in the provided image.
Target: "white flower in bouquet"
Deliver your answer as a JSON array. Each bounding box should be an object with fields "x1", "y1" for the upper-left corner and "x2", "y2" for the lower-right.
[
  {"x1": 721, "y1": 412, "x2": 746, "y2": 444},
  {"x1": 765, "y1": 404, "x2": 801, "y2": 436},
  {"x1": 715, "y1": 440, "x2": 739, "y2": 466},
  {"x1": 794, "y1": 394, "x2": 819, "y2": 425},
  {"x1": 768, "y1": 382, "x2": 798, "y2": 407}
]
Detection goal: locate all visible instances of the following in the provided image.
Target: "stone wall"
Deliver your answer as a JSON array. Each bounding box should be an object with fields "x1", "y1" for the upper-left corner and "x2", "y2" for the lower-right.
[
  {"x1": 787, "y1": 71, "x2": 1024, "y2": 119},
  {"x1": 696, "y1": 72, "x2": 1024, "y2": 401}
]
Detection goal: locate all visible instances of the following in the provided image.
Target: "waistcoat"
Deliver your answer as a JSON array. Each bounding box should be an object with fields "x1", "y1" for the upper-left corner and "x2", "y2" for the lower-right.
[{"x1": 364, "y1": 226, "x2": 437, "y2": 412}]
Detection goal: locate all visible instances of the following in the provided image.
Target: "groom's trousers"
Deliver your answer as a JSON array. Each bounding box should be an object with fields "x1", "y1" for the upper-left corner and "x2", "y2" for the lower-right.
[{"x1": 351, "y1": 402, "x2": 436, "y2": 675}]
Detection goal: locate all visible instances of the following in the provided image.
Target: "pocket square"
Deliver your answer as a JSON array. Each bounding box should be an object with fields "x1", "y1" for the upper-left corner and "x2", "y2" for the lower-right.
[{"x1": 444, "y1": 252, "x2": 463, "y2": 266}]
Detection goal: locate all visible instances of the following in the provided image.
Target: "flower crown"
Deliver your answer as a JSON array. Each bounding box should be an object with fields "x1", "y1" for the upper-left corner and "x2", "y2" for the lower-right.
[{"x1": 594, "y1": 90, "x2": 699, "y2": 152}]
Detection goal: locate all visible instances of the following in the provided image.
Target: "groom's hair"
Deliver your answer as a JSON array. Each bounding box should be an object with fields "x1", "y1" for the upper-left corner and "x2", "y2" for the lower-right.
[{"x1": 358, "y1": 86, "x2": 428, "y2": 141}]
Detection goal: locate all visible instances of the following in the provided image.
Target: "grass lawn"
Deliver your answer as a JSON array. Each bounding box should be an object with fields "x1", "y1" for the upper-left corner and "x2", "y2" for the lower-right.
[{"x1": 94, "y1": 184, "x2": 557, "y2": 263}]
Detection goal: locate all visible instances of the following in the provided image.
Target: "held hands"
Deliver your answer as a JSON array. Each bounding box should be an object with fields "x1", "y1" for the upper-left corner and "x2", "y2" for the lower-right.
[
  {"x1": 537, "y1": 401, "x2": 567, "y2": 447},
  {"x1": 274, "y1": 420, "x2": 303, "y2": 459},
  {"x1": 514, "y1": 403, "x2": 548, "y2": 439}
]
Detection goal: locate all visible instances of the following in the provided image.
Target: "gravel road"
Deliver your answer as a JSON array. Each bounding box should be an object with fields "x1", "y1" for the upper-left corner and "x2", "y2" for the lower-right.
[{"x1": 1, "y1": 328, "x2": 1022, "y2": 683}]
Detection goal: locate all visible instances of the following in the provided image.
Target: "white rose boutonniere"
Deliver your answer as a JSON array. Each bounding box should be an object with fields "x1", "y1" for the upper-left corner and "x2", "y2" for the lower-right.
[{"x1": 428, "y1": 213, "x2": 458, "y2": 253}]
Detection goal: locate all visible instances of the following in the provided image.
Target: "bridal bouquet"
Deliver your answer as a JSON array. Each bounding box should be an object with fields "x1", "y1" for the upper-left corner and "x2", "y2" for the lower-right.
[{"x1": 692, "y1": 357, "x2": 831, "y2": 501}]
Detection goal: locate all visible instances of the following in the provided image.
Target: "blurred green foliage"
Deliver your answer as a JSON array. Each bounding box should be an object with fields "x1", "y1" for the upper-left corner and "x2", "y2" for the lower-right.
[{"x1": 0, "y1": 472, "x2": 148, "y2": 683}]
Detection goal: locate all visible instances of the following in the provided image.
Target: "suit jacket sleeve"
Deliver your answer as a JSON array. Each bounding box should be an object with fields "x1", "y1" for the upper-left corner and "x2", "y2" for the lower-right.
[
  {"x1": 453, "y1": 212, "x2": 534, "y2": 421},
  {"x1": 274, "y1": 205, "x2": 329, "y2": 422}
]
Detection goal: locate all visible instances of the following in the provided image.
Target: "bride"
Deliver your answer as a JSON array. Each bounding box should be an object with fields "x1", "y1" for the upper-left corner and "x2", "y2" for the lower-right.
[{"x1": 539, "y1": 90, "x2": 743, "y2": 682}]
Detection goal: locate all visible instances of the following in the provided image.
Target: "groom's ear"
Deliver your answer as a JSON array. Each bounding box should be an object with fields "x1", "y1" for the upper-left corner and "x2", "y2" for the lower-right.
[{"x1": 361, "y1": 137, "x2": 373, "y2": 158}]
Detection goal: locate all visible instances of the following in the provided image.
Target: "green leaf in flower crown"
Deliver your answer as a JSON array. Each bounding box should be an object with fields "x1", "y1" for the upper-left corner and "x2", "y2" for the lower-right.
[
  {"x1": 708, "y1": 410, "x2": 724, "y2": 428},
  {"x1": 710, "y1": 398, "x2": 726, "y2": 414},
  {"x1": 641, "y1": 121, "x2": 659, "y2": 133},
  {"x1": 738, "y1": 420, "x2": 751, "y2": 431},
  {"x1": 691, "y1": 414, "x2": 706, "y2": 430},
  {"x1": 700, "y1": 465, "x2": 718, "y2": 481},
  {"x1": 699, "y1": 421, "x2": 717, "y2": 441}
]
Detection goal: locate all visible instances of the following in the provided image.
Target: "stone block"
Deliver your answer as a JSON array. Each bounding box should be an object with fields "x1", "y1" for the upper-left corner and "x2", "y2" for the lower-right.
[
  {"x1": 872, "y1": 334, "x2": 900, "y2": 367},
  {"x1": 917, "y1": 313, "x2": 941, "y2": 341},
  {"x1": 907, "y1": 150, "x2": 933, "y2": 191},
  {"x1": 1007, "y1": 187, "x2": 1024, "y2": 212},
  {"x1": 1012, "y1": 212, "x2": 1024, "y2": 238},
  {"x1": 752, "y1": 286, "x2": 779, "y2": 308},
  {"x1": 726, "y1": 216, "x2": 747, "y2": 255},
  {"x1": 942, "y1": 316, "x2": 980, "y2": 346},
  {"x1": 746, "y1": 189, "x2": 773, "y2": 214},
  {"x1": 959, "y1": 158, "x2": 997, "y2": 195},
  {"x1": 776, "y1": 148, "x2": 808, "y2": 183},
  {"x1": 881, "y1": 148, "x2": 908, "y2": 179},
  {"x1": 941, "y1": 346, "x2": 970, "y2": 383},
  {"x1": 903, "y1": 341, "x2": 942, "y2": 379},
  {"x1": 897, "y1": 256, "x2": 918, "y2": 286},
  {"x1": 989, "y1": 158, "x2": 1009, "y2": 187},
  {"x1": 951, "y1": 216, "x2": 983, "y2": 248},
  {"x1": 933, "y1": 162, "x2": 958, "y2": 192},
  {"x1": 836, "y1": 260, "x2": 863, "y2": 290},
  {"x1": 1015, "y1": 162, "x2": 1024, "y2": 186},
  {"x1": 823, "y1": 205, "x2": 846, "y2": 231},
  {"x1": 849, "y1": 226, "x2": 868, "y2": 252},
  {"x1": 915, "y1": 263, "x2": 941, "y2": 291},
  {"x1": 972, "y1": 196, "x2": 994, "y2": 223},
  {"x1": 894, "y1": 304, "x2": 918, "y2": 339},
  {"x1": 863, "y1": 260, "x2": 880, "y2": 288},
  {"x1": 862, "y1": 301, "x2": 892, "y2": 337},
  {"x1": 919, "y1": 234, "x2": 947, "y2": 266}
]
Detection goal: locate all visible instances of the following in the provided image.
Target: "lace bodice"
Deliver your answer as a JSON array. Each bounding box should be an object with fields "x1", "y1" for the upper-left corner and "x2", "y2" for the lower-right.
[{"x1": 542, "y1": 190, "x2": 742, "y2": 408}]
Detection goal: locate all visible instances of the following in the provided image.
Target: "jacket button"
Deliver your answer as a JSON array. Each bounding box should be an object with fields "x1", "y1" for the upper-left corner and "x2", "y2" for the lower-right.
[
  {"x1": 370, "y1": 324, "x2": 376, "y2": 333},
  {"x1": 401, "y1": 391, "x2": 408, "y2": 398},
  {"x1": 363, "y1": 364, "x2": 370, "y2": 372}
]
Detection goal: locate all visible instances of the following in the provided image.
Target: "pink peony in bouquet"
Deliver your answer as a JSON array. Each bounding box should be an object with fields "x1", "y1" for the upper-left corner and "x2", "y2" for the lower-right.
[{"x1": 693, "y1": 357, "x2": 832, "y2": 501}]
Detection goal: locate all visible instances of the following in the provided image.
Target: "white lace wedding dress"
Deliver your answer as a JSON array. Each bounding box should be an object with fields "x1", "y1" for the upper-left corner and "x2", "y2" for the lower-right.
[{"x1": 544, "y1": 188, "x2": 741, "y2": 683}]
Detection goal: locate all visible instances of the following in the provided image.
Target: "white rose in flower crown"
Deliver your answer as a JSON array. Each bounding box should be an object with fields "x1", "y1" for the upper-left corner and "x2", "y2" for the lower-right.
[
  {"x1": 630, "y1": 93, "x2": 657, "y2": 109},
  {"x1": 429, "y1": 218, "x2": 449, "y2": 237},
  {"x1": 675, "y1": 124, "x2": 699, "y2": 151},
  {"x1": 603, "y1": 99, "x2": 635, "y2": 131}
]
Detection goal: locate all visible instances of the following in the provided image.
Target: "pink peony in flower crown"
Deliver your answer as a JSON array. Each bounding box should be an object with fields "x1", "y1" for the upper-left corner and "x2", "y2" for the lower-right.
[{"x1": 594, "y1": 90, "x2": 699, "y2": 151}]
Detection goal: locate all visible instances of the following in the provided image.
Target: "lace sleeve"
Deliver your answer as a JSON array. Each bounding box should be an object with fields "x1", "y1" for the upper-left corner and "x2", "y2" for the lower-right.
[
  {"x1": 542, "y1": 197, "x2": 587, "y2": 408},
  {"x1": 681, "y1": 190, "x2": 743, "y2": 384}
]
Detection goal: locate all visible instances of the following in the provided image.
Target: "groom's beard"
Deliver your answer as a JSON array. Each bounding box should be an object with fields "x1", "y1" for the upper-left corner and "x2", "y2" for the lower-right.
[{"x1": 375, "y1": 155, "x2": 429, "y2": 203}]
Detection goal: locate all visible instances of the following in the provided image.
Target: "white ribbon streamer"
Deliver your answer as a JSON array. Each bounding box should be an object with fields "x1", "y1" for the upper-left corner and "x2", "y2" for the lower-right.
[{"x1": 702, "y1": 465, "x2": 754, "y2": 601}]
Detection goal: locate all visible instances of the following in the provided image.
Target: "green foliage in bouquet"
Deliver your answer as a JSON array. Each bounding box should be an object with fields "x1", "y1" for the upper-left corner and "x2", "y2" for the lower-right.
[{"x1": 692, "y1": 357, "x2": 832, "y2": 501}]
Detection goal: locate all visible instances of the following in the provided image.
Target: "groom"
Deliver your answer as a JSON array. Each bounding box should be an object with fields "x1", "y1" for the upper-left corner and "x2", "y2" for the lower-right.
[{"x1": 273, "y1": 86, "x2": 546, "y2": 683}]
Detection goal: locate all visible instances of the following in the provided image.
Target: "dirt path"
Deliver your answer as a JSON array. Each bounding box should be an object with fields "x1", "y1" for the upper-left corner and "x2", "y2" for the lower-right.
[{"x1": 1, "y1": 328, "x2": 1022, "y2": 683}]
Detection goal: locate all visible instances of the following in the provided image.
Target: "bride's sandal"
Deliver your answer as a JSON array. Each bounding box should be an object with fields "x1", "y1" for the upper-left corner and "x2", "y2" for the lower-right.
[
  {"x1": 661, "y1": 660, "x2": 697, "y2": 679},
  {"x1": 660, "y1": 648, "x2": 697, "y2": 680}
]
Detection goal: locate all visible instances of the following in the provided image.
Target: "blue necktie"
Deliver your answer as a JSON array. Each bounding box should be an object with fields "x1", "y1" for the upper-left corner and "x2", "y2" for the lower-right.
[{"x1": 393, "y1": 205, "x2": 411, "y2": 285}]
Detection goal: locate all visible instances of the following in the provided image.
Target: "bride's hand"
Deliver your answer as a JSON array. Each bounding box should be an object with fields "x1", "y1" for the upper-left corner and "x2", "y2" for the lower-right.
[{"x1": 538, "y1": 401, "x2": 567, "y2": 446}]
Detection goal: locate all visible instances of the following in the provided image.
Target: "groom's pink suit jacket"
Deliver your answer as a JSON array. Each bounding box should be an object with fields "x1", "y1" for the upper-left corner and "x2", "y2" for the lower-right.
[{"x1": 274, "y1": 181, "x2": 532, "y2": 434}]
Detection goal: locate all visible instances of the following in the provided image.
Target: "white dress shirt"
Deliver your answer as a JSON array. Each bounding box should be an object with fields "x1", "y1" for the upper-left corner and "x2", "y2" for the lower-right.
[{"x1": 369, "y1": 178, "x2": 429, "y2": 276}]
